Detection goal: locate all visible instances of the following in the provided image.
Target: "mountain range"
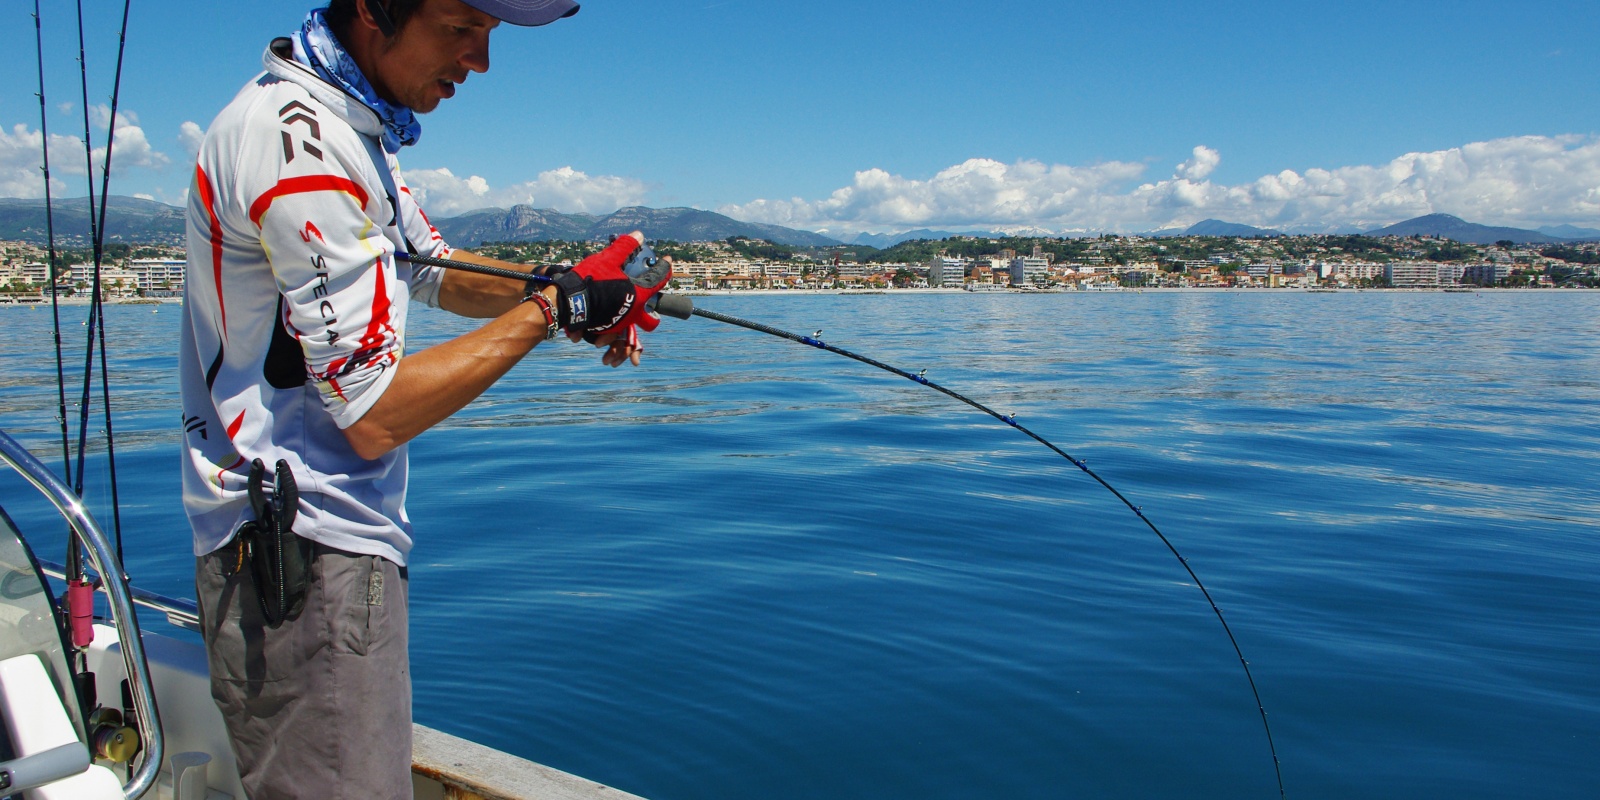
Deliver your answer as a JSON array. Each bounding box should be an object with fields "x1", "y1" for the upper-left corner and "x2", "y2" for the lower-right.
[
  {"x1": 0, "y1": 197, "x2": 1594, "y2": 249},
  {"x1": 0, "y1": 196, "x2": 186, "y2": 246},
  {"x1": 433, "y1": 205, "x2": 842, "y2": 248},
  {"x1": 1159, "y1": 214, "x2": 1596, "y2": 244},
  {"x1": 1361, "y1": 214, "x2": 1576, "y2": 244},
  {"x1": 1538, "y1": 224, "x2": 1600, "y2": 239},
  {"x1": 1181, "y1": 219, "x2": 1286, "y2": 238},
  {"x1": 837, "y1": 228, "x2": 1022, "y2": 248}
]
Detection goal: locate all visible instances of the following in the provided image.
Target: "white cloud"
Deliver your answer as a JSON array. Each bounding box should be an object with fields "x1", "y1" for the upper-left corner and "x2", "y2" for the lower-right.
[
  {"x1": 0, "y1": 107, "x2": 171, "y2": 199},
  {"x1": 402, "y1": 165, "x2": 651, "y2": 217},
  {"x1": 0, "y1": 123, "x2": 79, "y2": 198},
  {"x1": 723, "y1": 135, "x2": 1600, "y2": 235},
  {"x1": 722, "y1": 157, "x2": 1147, "y2": 233},
  {"x1": 1176, "y1": 145, "x2": 1221, "y2": 181},
  {"x1": 92, "y1": 107, "x2": 168, "y2": 173},
  {"x1": 179, "y1": 121, "x2": 205, "y2": 159}
]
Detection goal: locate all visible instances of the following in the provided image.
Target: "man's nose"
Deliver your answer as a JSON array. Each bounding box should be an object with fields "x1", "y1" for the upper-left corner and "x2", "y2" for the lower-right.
[{"x1": 462, "y1": 31, "x2": 490, "y2": 73}]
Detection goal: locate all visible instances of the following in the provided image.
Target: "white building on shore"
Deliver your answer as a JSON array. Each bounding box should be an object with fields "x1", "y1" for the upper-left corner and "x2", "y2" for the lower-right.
[
  {"x1": 1385, "y1": 261, "x2": 1441, "y2": 288},
  {"x1": 127, "y1": 258, "x2": 186, "y2": 294}
]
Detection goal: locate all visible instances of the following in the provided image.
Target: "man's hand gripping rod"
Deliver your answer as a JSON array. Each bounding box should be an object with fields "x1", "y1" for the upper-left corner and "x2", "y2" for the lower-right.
[{"x1": 393, "y1": 250, "x2": 696, "y2": 321}]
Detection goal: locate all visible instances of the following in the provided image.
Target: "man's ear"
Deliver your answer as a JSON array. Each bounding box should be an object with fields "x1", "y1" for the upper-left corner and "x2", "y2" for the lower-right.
[{"x1": 361, "y1": 0, "x2": 398, "y2": 37}]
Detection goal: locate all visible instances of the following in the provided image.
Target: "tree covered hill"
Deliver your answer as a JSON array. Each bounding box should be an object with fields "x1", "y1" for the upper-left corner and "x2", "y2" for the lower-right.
[
  {"x1": 1364, "y1": 214, "x2": 1564, "y2": 245},
  {"x1": 0, "y1": 196, "x2": 186, "y2": 246},
  {"x1": 433, "y1": 205, "x2": 841, "y2": 248}
]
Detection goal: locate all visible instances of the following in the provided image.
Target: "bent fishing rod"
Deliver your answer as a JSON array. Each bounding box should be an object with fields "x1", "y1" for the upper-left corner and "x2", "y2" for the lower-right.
[{"x1": 398, "y1": 250, "x2": 1287, "y2": 798}]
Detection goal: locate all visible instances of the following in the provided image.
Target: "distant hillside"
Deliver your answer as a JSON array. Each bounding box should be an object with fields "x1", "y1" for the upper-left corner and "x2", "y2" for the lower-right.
[
  {"x1": 434, "y1": 205, "x2": 841, "y2": 248},
  {"x1": 1538, "y1": 224, "x2": 1600, "y2": 241},
  {"x1": 588, "y1": 207, "x2": 840, "y2": 248},
  {"x1": 4, "y1": 197, "x2": 1590, "y2": 249},
  {"x1": 1185, "y1": 219, "x2": 1284, "y2": 237},
  {"x1": 1365, "y1": 214, "x2": 1565, "y2": 244},
  {"x1": 841, "y1": 228, "x2": 1014, "y2": 248},
  {"x1": 431, "y1": 205, "x2": 597, "y2": 245},
  {"x1": 0, "y1": 196, "x2": 185, "y2": 246}
]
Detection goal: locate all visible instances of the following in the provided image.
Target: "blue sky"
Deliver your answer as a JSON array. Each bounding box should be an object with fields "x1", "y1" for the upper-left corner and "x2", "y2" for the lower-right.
[{"x1": 2, "y1": 0, "x2": 1596, "y2": 236}]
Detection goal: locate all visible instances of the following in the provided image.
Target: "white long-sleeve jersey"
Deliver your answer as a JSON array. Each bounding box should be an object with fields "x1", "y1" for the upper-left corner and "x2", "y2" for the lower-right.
[{"x1": 179, "y1": 39, "x2": 453, "y2": 565}]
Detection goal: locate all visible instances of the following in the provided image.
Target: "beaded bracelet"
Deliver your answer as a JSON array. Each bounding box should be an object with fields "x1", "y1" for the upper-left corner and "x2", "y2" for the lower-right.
[{"x1": 522, "y1": 288, "x2": 560, "y2": 342}]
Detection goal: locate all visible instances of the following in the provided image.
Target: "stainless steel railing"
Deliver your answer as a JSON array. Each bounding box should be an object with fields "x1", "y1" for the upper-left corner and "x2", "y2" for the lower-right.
[{"x1": 0, "y1": 429, "x2": 164, "y2": 800}]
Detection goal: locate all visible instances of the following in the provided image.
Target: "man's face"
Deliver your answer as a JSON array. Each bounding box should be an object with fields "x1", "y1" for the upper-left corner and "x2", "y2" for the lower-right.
[{"x1": 368, "y1": 0, "x2": 500, "y2": 113}]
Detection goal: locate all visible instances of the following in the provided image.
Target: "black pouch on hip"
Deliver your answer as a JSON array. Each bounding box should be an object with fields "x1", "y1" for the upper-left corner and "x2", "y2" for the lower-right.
[{"x1": 244, "y1": 458, "x2": 311, "y2": 628}]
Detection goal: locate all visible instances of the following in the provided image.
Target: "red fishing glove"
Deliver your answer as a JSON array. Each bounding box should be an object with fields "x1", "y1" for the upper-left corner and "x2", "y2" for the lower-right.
[{"x1": 551, "y1": 236, "x2": 673, "y2": 338}]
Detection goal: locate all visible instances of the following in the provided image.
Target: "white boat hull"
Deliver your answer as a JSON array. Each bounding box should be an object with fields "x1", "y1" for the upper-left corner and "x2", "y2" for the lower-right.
[{"x1": 84, "y1": 624, "x2": 646, "y2": 800}]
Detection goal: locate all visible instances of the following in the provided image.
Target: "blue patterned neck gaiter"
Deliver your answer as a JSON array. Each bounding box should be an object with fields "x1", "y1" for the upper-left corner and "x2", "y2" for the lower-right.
[{"x1": 291, "y1": 8, "x2": 421, "y2": 154}]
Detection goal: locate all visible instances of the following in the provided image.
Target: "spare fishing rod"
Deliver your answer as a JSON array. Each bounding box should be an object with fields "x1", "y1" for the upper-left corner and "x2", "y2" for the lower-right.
[
  {"x1": 63, "y1": 0, "x2": 135, "y2": 559},
  {"x1": 398, "y1": 249, "x2": 1285, "y2": 797},
  {"x1": 32, "y1": 0, "x2": 102, "y2": 710},
  {"x1": 88, "y1": 0, "x2": 135, "y2": 564},
  {"x1": 68, "y1": 0, "x2": 100, "y2": 531},
  {"x1": 32, "y1": 0, "x2": 71, "y2": 490},
  {"x1": 41, "y1": 0, "x2": 139, "y2": 736}
]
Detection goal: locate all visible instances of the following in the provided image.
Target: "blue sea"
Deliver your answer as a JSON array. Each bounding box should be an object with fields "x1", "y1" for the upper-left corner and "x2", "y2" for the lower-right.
[{"x1": 2, "y1": 291, "x2": 1598, "y2": 799}]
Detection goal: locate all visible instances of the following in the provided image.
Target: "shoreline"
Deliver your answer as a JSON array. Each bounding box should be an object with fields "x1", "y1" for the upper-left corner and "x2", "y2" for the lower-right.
[
  {"x1": 0, "y1": 286, "x2": 1592, "y2": 308},
  {"x1": 677, "y1": 286, "x2": 1589, "y2": 296},
  {"x1": 0, "y1": 297, "x2": 181, "y2": 306}
]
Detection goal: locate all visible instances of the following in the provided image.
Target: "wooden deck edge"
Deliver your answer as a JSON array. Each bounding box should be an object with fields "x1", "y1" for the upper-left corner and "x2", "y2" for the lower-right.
[{"x1": 412, "y1": 723, "x2": 647, "y2": 800}]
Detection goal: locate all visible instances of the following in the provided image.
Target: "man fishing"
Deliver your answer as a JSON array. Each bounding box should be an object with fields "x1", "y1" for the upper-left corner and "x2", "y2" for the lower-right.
[{"x1": 177, "y1": 0, "x2": 668, "y2": 795}]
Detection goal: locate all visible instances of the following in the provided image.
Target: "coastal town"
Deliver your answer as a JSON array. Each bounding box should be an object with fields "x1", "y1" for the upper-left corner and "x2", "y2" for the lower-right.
[{"x1": 3, "y1": 232, "x2": 1599, "y2": 301}]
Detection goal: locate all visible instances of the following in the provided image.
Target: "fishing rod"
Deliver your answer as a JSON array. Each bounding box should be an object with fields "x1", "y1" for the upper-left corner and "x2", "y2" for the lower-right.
[
  {"x1": 68, "y1": 0, "x2": 100, "y2": 552},
  {"x1": 31, "y1": 0, "x2": 101, "y2": 694},
  {"x1": 89, "y1": 0, "x2": 135, "y2": 563},
  {"x1": 26, "y1": 0, "x2": 144, "y2": 757},
  {"x1": 65, "y1": 0, "x2": 134, "y2": 558},
  {"x1": 398, "y1": 250, "x2": 1287, "y2": 797},
  {"x1": 32, "y1": 0, "x2": 71, "y2": 491}
]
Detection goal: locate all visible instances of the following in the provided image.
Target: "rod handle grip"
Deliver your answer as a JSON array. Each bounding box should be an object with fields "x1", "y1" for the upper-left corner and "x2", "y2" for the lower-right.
[{"x1": 650, "y1": 293, "x2": 694, "y2": 320}]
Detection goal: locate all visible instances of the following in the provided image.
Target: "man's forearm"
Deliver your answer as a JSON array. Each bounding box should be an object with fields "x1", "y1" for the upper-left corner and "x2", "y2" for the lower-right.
[
  {"x1": 341, "y1": 290, "x2": 555, "y2": 460},
  {"x1": 435, "y1": 250, "x2": 539, "y2": 318}
]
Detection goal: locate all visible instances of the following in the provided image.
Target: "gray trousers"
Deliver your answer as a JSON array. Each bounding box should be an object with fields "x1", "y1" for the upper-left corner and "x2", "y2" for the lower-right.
[{"x1": 197, "y1": 541, "x2": 411, "y2": 800}]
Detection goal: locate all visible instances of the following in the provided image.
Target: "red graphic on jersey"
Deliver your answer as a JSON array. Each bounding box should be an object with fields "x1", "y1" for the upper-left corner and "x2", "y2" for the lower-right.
[
  {"x1": 349, "y1": 262, "x2": 395, "y2": 370},
  {"x1": 309, "y1": 258, "x2": 397, "y2": 404},
  {"x1": 217, "y1": 410, "x2": 249, "y2": 474},
  {"x1": 248, "y1": 176, "x2": 370, "y2": 227},
  {"x1": 194, "y1": 165, "x2": 228, "y2": 336},
  {"x1": 299, "y1": 221, "x2": 325, "y2": 244},
  {"x1": 226, "y1": 410, "x2": 247, "y2": 440}
]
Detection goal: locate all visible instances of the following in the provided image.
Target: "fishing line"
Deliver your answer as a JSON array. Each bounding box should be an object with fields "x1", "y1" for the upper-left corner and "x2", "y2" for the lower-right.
[
  {"x1": 398, "y1": 250, "x2": 1287, "y2": 796},
  {"x1": 689, "y1": 305, "x2": 1287, "y2": 798}
]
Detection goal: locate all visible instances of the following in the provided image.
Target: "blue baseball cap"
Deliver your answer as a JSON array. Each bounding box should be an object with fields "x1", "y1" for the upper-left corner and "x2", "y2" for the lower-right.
[{"x1": 461, "y1": 0, "x2": 579, "y2": 26}]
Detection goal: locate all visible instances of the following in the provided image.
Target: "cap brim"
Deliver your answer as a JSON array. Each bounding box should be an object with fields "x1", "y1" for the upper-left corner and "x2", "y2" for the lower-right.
[{"x1": 461, "y1": 0, "x2": 580, "y2": 26}]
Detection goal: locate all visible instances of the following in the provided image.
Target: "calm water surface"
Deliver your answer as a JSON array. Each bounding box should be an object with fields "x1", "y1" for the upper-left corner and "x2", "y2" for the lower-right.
[{"x1": 1, "y1": 291, "x2": 1597, "y2": 799}]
